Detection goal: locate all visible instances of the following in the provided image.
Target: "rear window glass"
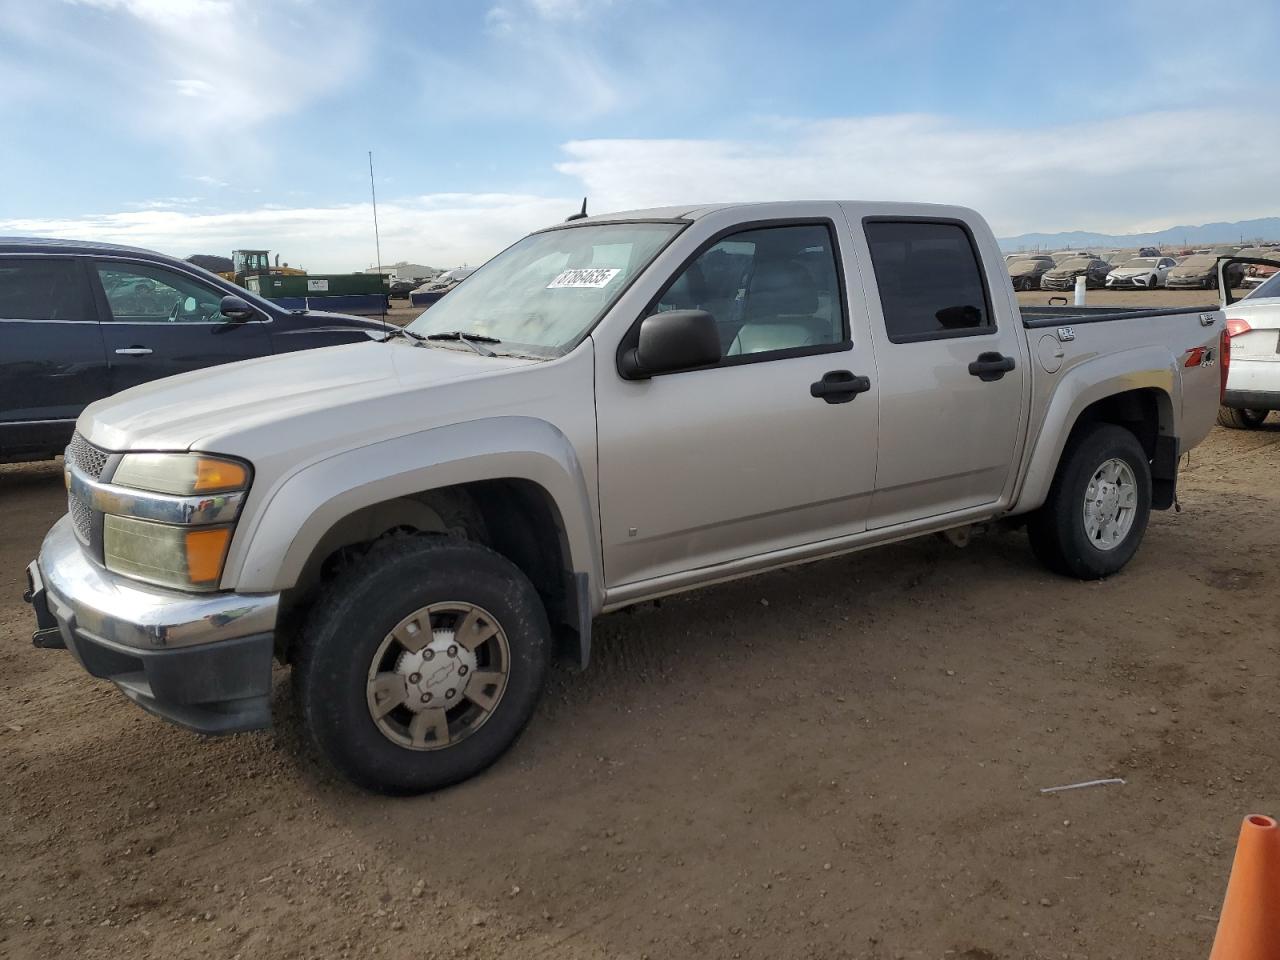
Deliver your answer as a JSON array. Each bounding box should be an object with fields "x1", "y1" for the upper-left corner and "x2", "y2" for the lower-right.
[
  {"x1": 863, "y1": 221, "x2": 992, "y2": 343},
  {"x1": 0, "y1": 258, "x2": 95, "y2": 322}
]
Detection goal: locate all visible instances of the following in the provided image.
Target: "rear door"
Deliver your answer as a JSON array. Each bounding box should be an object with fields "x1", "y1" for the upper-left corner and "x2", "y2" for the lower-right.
[
  {"x1": 855, "y1": 217, "x2": 1028, "y2": 529},
  {"x1": 0, "y1": 256, "x2": 106, "y2": 456},
  {"x1": 92, "y1": 258, "x2": 271, "y2": 393}
]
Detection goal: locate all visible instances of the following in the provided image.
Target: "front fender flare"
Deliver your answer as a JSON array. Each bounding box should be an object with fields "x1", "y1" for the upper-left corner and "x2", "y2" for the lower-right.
[{"x1": 224, "y1": 416, "x2": 602, "y2": 602}]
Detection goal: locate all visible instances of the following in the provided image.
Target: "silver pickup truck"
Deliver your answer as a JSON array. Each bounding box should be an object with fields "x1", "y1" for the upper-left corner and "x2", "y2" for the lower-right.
[{"x1": 25, "y1": 201, "x2": 1228, "y2": 794}]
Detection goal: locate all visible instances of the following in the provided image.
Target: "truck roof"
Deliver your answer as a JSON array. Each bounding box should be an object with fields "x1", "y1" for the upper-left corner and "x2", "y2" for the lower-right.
[{"x1": 555, "y1": 200, "x2": 982, "y2": 227}]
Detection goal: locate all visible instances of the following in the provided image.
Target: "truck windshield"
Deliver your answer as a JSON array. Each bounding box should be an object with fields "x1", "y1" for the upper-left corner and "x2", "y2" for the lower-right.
[{"x1": 406, "y1": 221, "x2": 682, "y2": 358}]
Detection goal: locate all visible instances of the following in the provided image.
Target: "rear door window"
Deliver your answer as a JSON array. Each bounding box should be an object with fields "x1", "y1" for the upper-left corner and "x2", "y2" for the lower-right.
[
  {"x1": 863, "y1": 221, "x2": 993, "y2": 343},
  {"x1": 0, "y1": 258, "x2": 96, "y2": 321}
]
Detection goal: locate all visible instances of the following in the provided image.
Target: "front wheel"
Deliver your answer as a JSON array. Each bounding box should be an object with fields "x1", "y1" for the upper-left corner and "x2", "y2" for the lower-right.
[
  {"x1": 1027, "y1": 423, "x2": 1152, "y2": 579},
  {"x1": 1217, "y1": 406, "x2": 1269, "y2": 429},
  {"x1": 292, "y1": 536, "x2": 551, "y2": 794}
]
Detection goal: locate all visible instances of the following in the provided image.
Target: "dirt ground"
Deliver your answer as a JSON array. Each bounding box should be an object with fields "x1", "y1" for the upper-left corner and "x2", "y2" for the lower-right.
[{"x1": 2, "y1": 289, "x2": 1277, "y2": 960}]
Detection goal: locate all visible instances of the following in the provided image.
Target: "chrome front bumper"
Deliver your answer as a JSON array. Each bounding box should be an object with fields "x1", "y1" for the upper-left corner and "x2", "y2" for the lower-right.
[{"x1": 29, "y1": 516, "x2": 280, "y2": 733}]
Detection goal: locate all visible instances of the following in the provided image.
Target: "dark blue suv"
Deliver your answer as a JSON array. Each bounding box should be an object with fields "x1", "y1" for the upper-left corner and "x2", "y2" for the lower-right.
[{"x1": 0, "y1": 238, "x2": 388, "y2": 462}]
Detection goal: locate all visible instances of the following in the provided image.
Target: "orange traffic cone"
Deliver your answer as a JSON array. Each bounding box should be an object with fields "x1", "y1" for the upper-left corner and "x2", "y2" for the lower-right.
[{"x1": 1210, "y1": 815, "x2": 1280, "y2": 959}]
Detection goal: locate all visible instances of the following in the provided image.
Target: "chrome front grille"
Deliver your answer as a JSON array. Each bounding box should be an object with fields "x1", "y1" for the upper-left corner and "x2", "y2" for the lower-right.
[
  {"x1": 66, "y1": 432, "x2": 109, "y2": 546},
  {"x1": 69, "y1": 489, "x2": 93, "y2": 543},
  {"x1": 67, "y1": 432, "x2": 108, "y2": 480}
]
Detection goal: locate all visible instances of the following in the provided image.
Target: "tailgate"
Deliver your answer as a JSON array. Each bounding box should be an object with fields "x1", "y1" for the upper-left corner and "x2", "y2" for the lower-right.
[{"x1": 1179, "y1": 310, "x2": 1226, "y2": 449}]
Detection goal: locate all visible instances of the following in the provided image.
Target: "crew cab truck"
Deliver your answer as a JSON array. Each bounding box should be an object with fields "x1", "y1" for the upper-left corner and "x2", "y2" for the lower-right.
[{"x1": 25, "y1": 202, "x2": 1227, "y2": 794}]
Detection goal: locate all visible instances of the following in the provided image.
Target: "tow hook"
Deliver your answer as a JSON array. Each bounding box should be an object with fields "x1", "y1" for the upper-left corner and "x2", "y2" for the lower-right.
[{"x1": 32, "y1": 627, "x2": 65, "y2": 649}]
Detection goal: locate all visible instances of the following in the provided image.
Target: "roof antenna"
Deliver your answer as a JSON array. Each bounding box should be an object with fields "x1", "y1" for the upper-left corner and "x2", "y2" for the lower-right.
[
  {"x1": 368, "y1": 149, "x2": 389, "y2": 338},
  {"x1": 565, "y1": 197, "x2": 588, "y2": 222}
]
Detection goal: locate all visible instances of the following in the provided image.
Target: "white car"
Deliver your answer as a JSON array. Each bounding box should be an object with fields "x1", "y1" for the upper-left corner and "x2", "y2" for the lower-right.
[
  {"x1": 1219, "y1": 271, "x2": 1280, "y2": 428},
  {"x1": 1106, "y1": 256, "x2": 1177, "y2": 290}
]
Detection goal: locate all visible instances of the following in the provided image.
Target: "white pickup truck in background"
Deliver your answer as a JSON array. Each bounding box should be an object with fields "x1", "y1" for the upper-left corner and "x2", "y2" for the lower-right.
[{"x1": 27, "y1": 201, "x2": 1229, "y2": 794}]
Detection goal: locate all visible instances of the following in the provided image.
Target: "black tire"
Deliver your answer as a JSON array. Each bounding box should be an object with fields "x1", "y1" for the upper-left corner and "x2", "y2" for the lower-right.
[
  {"x1": 1217, "y1": 406, "x2": 1269, "y2": 429},
  {"x1": 1026, "y1": 423, "x2": 1152, "y2": 580},
  {"x1": 1208, "y1": 275, "x2": 1219, "y2": 290},
  {"x1": 292, "y1": 536, "x2": 551, "y2": 795}
]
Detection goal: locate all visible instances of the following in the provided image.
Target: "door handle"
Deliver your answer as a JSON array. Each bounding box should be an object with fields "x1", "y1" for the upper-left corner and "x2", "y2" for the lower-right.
[
  {"x1": 114, "y1": 347, "x2": 153, "y2": 356},
  {"x1": 967, "y1": 351, "x2": 1015, "y2": 382},
  {"x1": 810, "y1": 370, "x2": 871, "y2": 404}
]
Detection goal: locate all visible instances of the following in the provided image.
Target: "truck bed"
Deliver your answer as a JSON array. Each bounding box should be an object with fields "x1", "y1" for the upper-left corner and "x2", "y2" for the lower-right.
[{"x1": 1020, "y1": 303, "x2": 1219, "y2": 327}]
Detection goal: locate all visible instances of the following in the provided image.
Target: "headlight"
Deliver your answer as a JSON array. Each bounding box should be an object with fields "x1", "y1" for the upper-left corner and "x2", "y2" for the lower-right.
[
  {"x1": 104, "y1": 516, "x2": 233, "y2": 591},
  {"x1": 102, "y1": 452, "x2": 250, "y2": 591},
  {"x1": 113, "y1": 453, "x2": 249, "y2": 496}
]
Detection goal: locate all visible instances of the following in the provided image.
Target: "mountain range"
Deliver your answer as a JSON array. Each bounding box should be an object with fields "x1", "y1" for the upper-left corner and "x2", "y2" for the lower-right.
[{"x1": 998, "y1": 217, "x2": 1280, "y2": 252}]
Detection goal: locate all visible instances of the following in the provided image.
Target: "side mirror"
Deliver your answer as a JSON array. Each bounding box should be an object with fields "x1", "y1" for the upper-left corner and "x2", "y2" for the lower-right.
[
  {"x1": 618, "y1": 309, "x2": 721, "y2": 379},
  {"x1": 219, "y1": 294, "x2": 258, "y2": 323}
]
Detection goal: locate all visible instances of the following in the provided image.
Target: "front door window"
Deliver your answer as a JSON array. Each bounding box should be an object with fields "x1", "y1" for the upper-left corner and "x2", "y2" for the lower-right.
[{"x1": 96, "y1": 262, "x2": 227, "y2": 323}]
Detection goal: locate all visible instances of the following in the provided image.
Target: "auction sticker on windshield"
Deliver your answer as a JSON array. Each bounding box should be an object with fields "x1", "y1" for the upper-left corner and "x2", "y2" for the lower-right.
[{"x1": 546, "y1": 268, "x2": 620, "y2": 289}]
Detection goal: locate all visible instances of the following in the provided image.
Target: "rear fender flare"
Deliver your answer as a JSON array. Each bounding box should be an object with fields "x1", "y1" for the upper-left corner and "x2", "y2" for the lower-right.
[{"x1": 1013, "y1": 349, "x2": 1177, "y2": 514}]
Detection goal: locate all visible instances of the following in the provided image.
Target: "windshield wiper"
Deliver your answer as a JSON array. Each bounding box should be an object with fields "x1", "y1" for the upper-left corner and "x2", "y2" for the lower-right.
[
  {"x1": 381, "y1": 326, "x2": 427, "y2": 343},
  {"x1": 424, "y1": 331, "x2": 500, "y2": 357}
]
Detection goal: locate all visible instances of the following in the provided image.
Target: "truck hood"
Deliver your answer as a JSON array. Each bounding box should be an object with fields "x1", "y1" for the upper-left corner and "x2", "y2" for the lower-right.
[{"x1": 79, "y1": 340, "x2": 538, "y2": 454}]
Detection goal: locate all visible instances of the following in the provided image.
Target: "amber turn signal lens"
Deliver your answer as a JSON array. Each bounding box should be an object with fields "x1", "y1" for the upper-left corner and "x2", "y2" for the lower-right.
[
  {"x1": 193, "y1": 458, "x2": 249, "y2": 494},
  {"x1": 184, "y1": 527, "x2": 232, "y2": 586}
]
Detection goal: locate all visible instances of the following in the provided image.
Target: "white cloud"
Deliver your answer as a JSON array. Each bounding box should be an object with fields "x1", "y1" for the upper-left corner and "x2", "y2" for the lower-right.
[
  {"x1": 187, "y1": 175, "x2": 230, "y2": 189},
  {"x1": 438, "y1": 0, "x2": 699, "y2": 124},
  {"x1": 47, "y1": 0, "x2": 370, "y2": 160},
  {"x1": 557, "y1": 110, "x2": 1280, "y2": 237},
  {"x1": 487, "y1": 0, "x2": 615, "y2": 30},
  {"x1": 7, "y1": 109, "x2": 1277, "y2": 271},
  {"x1": 0, "y1": 194, "x2": 575, "y2": 271}
]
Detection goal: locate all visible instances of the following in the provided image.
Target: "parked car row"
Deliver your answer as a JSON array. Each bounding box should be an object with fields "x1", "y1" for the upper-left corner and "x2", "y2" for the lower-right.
[{"x1": 1006, "y1": 243, "x2": 1280, "y2": 292}]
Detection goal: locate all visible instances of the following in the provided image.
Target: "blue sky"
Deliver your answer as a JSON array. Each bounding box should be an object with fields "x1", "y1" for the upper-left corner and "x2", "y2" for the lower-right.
[{"x1": 1, "y1": 0, "x2": 1277, "y2": 270}]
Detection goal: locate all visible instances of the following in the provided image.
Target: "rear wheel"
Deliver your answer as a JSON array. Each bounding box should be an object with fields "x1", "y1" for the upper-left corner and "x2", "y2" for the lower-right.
[
  {"x1": 1217, "y1": 406, "x2": 1269, "y2": 429},
  {"x1": 292, "y1": 536, "x2": 551, "y2": 794},
  {"x1": 1027, "y1": 423, "x2": 1152, "y2": 579}
]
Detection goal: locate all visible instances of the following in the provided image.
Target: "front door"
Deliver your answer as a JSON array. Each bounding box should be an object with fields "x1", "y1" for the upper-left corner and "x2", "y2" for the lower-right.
[
  {"x1": 92, "y1": 259, "x2": 270, "y2": 394},
  {"x1": 595, "y1": 221, "x2": 880, "y2": 587},
  {"x1": 856, "y1": 218, "x2": 1027, "y2": 529},
  {"x1": 0, "y1": 256, "x2": 107, "y2": 455}
]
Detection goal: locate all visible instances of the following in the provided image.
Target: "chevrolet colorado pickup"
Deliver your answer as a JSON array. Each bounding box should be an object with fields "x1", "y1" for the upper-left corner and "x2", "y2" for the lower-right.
[{"x1": 26, "y1": 201, "x2": 1229, "y2": 794}]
